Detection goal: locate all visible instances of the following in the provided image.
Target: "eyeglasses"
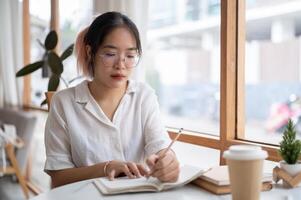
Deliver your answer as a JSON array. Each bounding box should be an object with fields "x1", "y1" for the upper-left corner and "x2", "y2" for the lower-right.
[{"x1": 98, "y1": 52, "x2": 140, "y2": 68}]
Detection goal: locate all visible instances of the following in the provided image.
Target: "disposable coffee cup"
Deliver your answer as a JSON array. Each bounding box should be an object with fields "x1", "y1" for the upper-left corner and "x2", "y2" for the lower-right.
[{"x1": 223, "y1": 145, "x2": 268, "y2": 200}]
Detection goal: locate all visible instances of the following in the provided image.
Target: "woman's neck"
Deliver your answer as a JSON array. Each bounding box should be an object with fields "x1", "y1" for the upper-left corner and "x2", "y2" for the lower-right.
[{"x1": 88, "y1": 80, "x2": 127, "y2": 103}]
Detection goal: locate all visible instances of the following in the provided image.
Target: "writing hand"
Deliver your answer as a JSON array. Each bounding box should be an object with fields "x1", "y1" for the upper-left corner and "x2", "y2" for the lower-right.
[{"x1": 146, "y1": 149, "x2": 180, "y2": 182}]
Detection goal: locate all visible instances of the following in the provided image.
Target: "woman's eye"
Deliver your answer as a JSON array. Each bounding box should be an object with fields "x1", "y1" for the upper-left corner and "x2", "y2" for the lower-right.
[
  {"x1": 105, "y1": 53, "x2": 116, "y2": 57},
  {"x1": 126, "y1": 55, "x2": 136, "y2": 59}
]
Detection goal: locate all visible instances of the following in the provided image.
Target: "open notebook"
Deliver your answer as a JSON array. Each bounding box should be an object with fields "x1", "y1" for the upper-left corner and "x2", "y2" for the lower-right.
[{"x1": 93, "y1": 165, "x2": 206, "y2": 195}]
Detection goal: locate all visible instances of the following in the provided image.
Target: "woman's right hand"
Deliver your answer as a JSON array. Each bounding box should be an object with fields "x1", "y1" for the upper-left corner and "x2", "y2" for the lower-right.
[{"x1": 105, "y1": 160, "x2": 148, "y2": 181}]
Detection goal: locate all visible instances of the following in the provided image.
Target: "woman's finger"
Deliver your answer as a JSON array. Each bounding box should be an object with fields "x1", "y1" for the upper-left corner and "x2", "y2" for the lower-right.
[
  {"x1": 108, "y1": 169, "x2": 116, "y2": 181},
  {"x1": 146, "y1": 154, "x2": 159, "y2": 169},
  {"x1": 127, "y1": 162, "x2": 141, "y2": 178},
  {"x1": 137, "y1": 164, "x2": 149, "y2": 176},
  {"x1": 121, "y1": 163, "x2": 136, "y2": 179},
  {"x1": 153, "y1": 153, "x2": 174, "y2": 170},
  {"x1": 152, "y1": 158, "x2": 179, "y2": 178},
  {"x1": 158, "y1": 167, "x2": 180, "y2": 182}
]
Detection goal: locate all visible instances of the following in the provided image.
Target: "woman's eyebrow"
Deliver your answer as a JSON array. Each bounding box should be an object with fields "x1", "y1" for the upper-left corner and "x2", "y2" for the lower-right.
[
  {"x1": 102, "y1": 45, "x2": 137, "y2": 51},
  {"x1": 102, "y1": 45, "x2": 117, "y2": 50},
  {"x1": 127, "y1": 47, "x2": 138, "y2": 51}
]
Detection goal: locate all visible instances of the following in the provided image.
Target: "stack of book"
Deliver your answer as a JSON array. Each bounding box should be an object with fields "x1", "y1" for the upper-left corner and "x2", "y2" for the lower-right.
[{"x1": 192, "y1": 165, "x2": 273, "y2": 195}]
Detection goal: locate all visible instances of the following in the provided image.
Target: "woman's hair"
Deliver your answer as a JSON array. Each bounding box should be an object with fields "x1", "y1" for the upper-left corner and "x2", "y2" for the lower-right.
[{"x1": 75, "y1": 11, "x2": 142, "y2": 78}]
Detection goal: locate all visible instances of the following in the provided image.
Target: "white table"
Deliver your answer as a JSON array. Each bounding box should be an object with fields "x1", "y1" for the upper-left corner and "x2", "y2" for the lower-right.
[
  {"x1": 31, "y1": 142, "x2": 301, "y2": 200},
  {"x1": 30, "y1": 178, "x2": 301, "y2": 200}
]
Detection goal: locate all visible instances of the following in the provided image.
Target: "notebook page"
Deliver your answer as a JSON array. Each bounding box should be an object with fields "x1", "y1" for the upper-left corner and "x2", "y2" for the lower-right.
[
  {"x1": 160, "y1": 165, "x2": 206, "y2": 190},
  {"x1": 95, "y1": 165, "x2": 206, "y2": 194},
  {"x1": 98, "y1": 176, "x2": 160, "y2": 191}
]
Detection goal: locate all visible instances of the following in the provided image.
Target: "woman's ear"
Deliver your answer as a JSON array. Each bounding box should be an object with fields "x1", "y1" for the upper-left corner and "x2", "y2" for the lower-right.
[{"x1": 86, "y1": 45, "x2": 92, "y2": 61}]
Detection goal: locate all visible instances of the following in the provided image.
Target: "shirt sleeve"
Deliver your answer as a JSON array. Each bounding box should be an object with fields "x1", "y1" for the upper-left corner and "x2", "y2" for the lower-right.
[
  {"x1": 142, "y1": 90, "x2": 171, "y2": 157},
  {"x1": 44, "y1": 94, "x2": 75, "y2": 172}
]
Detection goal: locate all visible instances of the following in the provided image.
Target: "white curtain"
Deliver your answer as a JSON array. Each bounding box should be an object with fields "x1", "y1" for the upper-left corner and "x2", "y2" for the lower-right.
[
  {"x1": 93, "y1": 0, "x2": 149, "y2": 82},
  {"x1": 0, "y1": 0, "x2": 23, "y2": 107}
]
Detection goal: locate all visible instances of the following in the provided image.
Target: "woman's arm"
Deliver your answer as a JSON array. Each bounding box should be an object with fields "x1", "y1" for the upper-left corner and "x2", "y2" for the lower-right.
[
  {"x1": 48, "y1": 162, "x2": 106, "y2": 188},
  {"x1": 48, "y1": 160, "x2": 149, "y2": 188}
]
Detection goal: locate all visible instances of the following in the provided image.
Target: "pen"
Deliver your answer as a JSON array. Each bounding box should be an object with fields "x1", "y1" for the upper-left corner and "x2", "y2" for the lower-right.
[
  {"x1": 161, "y1": 128, "x2": 183, "y2": 156},
  {"x1": 148, "y1": 128, "x2": 183, "y2": 177}
]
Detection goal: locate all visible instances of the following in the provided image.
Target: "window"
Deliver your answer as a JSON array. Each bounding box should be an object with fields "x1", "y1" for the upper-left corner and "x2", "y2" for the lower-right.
[
  {"x1": 146, "y1": 0, "x2": 285, "y2": 162},
  {"x1": 242, "y1": 0, "x2": 301, "y2": 144},
  {"x1": 29, "y1": 0, "x2": 50, "y2": 106},
  {"x1": 59, "y1": 0, "x2": 92, "y2": 88},
  {"x1": 149, "y1": 0, "x2": 177, "y2": 29},
  {"x1": 146, "y1": 0, "x2": 221, "y2": 136},
  {"x1": 29, "y1": 0, "x2": 92, "y2": 108}
]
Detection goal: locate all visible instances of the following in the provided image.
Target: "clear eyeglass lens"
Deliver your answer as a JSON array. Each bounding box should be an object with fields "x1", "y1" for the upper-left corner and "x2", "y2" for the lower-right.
[{"x1": 100, "y1": 53, "x2": 139, "y2": 68}]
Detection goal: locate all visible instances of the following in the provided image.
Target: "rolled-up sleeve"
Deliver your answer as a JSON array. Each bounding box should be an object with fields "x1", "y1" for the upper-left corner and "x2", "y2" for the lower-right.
[
  {"x1": 44, "y1": 94, "x2": 75, "y2": 172},
  {"x1": 142, "y1": 91, "x2": 171, "y2": 157}
]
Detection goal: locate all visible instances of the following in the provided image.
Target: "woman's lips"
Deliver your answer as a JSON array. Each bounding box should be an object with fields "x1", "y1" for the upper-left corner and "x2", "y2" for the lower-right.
[{"x1": 111, "y1": 74, "x2": 126, "y2": 80}]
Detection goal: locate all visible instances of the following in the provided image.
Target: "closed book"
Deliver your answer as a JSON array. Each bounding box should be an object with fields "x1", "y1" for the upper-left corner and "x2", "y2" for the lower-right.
[{"x1": 192, "y1": 165, "x2": 273, "y2": 195}]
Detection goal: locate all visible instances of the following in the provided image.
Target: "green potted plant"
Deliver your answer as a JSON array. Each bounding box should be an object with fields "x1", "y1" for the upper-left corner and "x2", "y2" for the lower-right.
[
  {"x1": 279, "y1": 119, "x2": 301, "y2": 186},
  {"x1": 16, "y1": 30, "x2": 76, "y2": 106}
]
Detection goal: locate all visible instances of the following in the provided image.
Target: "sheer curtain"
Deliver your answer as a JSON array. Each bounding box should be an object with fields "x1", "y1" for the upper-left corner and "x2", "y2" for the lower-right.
[
  {"x1": 0, "y1": 0, "x2": 23, "y2": 107},
  {"x1": 93, "y1": 0, "x2": 149, "y2": 82}
]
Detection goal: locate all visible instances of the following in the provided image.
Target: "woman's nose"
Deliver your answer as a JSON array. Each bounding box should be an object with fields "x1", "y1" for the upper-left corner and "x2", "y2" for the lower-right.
[{"x1": 114, "y1": 55, "x2": 126, "y2": 69}]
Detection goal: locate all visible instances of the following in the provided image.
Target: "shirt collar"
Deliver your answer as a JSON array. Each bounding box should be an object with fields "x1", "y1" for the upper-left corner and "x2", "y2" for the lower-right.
[
  {"x1": 126, "y1": 79, "x2": 137, "y2": 94},
  {"x1": 75, "y1": 79, "x2": 137, "y2": 104},
  {"x1": 74, "y1": 80, "x2": 90, "y2": 103}
]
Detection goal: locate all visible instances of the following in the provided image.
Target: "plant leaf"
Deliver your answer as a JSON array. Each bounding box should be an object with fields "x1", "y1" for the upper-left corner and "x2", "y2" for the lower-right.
[
  {"x1": 40, "y1": 99, "x2": 47, "y2": 106},
  {"x1": 44, "y1": 30, "x2": 58, "y2": 50},
  {"x1": 48, "y1": 74, "x2": 60, "y2": 91},
  {"x1": 48, "y1": 52, "x2": 63, "y2": 74},
  {"x1": 60, "y1": 44, "x2": 74, "y2": 61},
  {"x1": 16, "y1": 61, "x2": 44, "y2": 77},
  {"x1": 279, "y1": 119, "x2": 301, "y2": 164}
]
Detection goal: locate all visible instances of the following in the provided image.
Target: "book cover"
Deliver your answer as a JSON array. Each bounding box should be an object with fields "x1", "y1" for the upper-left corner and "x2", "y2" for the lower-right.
[
  {"x1": 193, "y1": 178, "x2": 273, "y2": 195},
  {"x1": 193, "y1": 165, "x2": 273, "y2": 194}
]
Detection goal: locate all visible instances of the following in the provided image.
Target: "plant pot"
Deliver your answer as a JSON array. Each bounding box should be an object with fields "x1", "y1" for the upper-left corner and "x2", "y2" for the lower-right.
[
  {"x1": 280, "y1": 160, "x2": 301, "y2": 187},
  {"x1": 45, "y1": 91, "x2": 55, "y2": 111}
]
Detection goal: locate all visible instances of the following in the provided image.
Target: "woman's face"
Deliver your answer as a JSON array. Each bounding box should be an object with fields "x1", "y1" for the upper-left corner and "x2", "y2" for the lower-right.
[{"x1": 92, "y1": 27, "x2": 139, "y2": 89}]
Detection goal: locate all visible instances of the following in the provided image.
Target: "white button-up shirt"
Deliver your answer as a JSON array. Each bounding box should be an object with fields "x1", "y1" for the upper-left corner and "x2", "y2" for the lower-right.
[{"x1": 44, "y1": 80, "x2": 171, "y2": 171}]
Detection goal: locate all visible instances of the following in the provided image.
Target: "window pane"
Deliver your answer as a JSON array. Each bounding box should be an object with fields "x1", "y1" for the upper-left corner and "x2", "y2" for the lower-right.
[
  {"x1": 59, "y1": 0, "x2": 92, "y2": 88},
  {"x1": 146, "y1": 0, "x2": 221, "y2": 135},
  {"x1": 30, "y1": 0, "x2": 50, "y2": 106},
  {"x1": 29, "y1": 0, "x2": 91, "y2": 107},
  {"x1": 243, "y1": 0, "x2": 301, "y2": 144}
]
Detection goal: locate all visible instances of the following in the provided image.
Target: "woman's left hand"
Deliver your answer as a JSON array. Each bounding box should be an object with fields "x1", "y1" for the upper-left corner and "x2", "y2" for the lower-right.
[{"x1": 146, "y1": 149, "x2": 180, "y2": 182}]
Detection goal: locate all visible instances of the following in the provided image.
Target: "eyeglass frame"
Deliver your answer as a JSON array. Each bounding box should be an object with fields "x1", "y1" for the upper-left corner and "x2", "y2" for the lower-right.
[{"x1": 97, "y1": 49, "x2": 140, "y2": 68}]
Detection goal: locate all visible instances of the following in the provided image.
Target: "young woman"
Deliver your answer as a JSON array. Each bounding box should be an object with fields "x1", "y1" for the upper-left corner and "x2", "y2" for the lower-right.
[{"x1": 44, "y1": 11, "x2": 180, "y2": 187}]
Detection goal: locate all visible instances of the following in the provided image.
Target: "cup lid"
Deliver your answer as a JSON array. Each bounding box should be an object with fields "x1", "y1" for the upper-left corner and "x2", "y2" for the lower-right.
[{"x1": 223, "y1": 145, "x2": 268, "y2": 160}]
